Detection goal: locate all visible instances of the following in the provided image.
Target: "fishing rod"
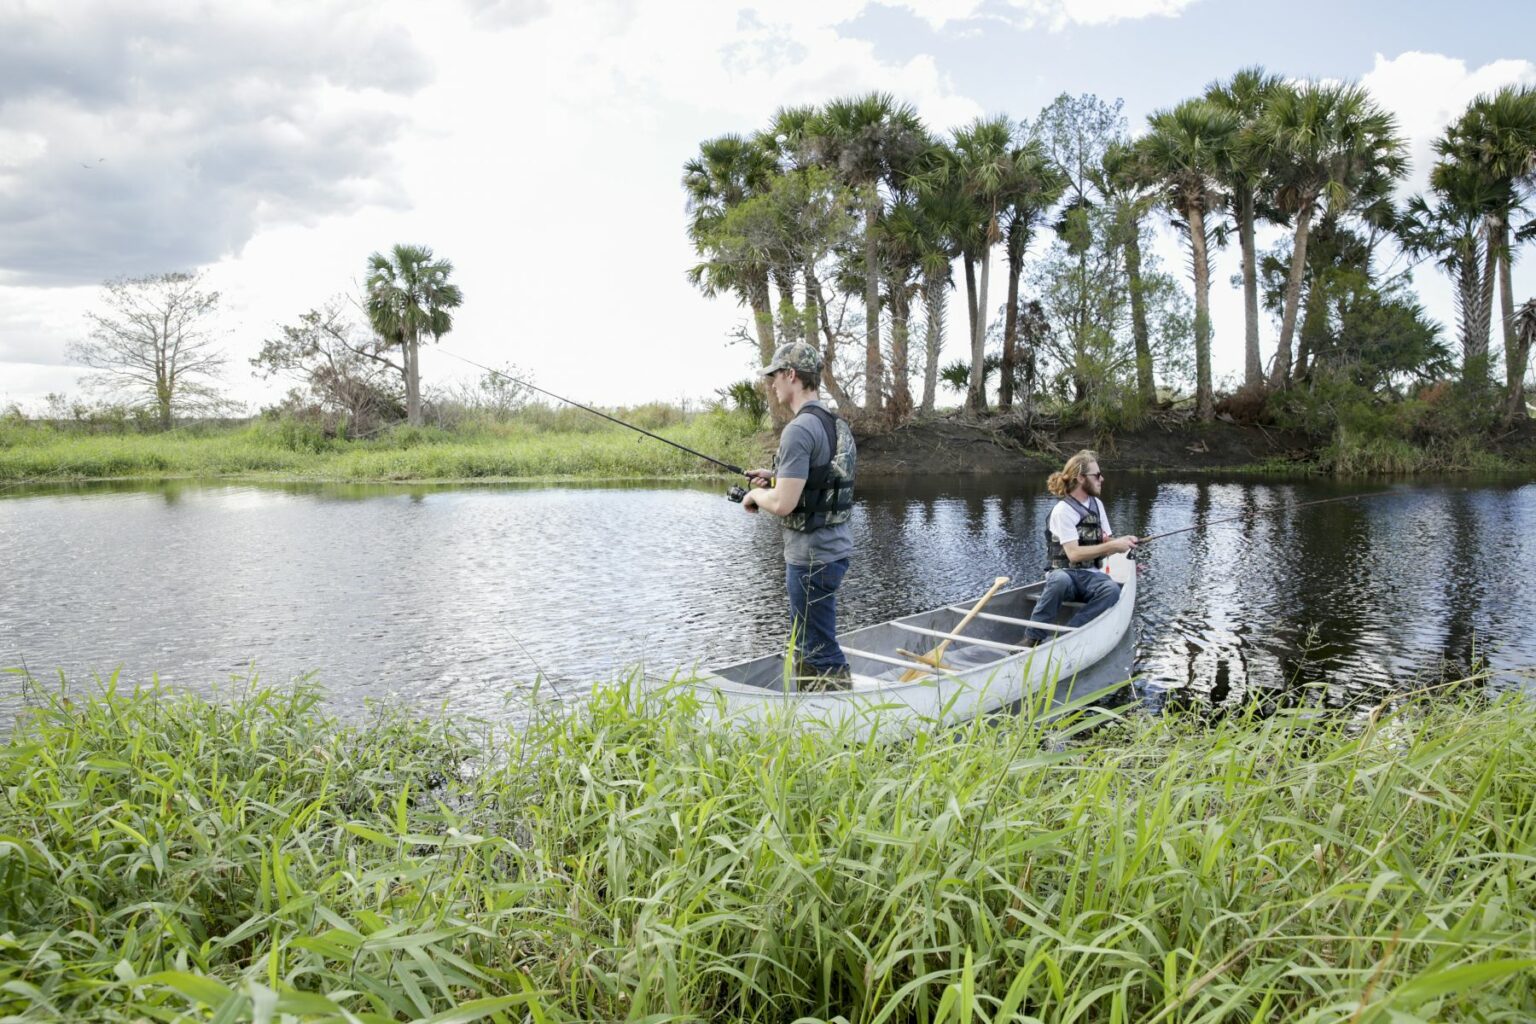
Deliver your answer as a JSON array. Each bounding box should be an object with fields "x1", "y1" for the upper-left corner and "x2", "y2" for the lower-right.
[
  {"x1": 436, "y1": 347, "x2": 753, "y2": 499},
  {"x1": 1135, "y1": 489, "x2": 1394, "y2": 546}
]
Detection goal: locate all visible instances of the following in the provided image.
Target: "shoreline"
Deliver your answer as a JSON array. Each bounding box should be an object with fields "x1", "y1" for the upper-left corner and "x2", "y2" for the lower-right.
[{"x1": 4, "y1": 415, "x2": 1535, "y2": 487}]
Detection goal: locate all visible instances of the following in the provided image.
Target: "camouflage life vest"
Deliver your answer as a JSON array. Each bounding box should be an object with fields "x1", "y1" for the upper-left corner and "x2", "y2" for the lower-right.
[
  {"x1": 780, "y1": 405, "x2": 856, "y2": 533},
  {"x1": 1044, "y1": 495, "x2": 1105, "y2": 571}
]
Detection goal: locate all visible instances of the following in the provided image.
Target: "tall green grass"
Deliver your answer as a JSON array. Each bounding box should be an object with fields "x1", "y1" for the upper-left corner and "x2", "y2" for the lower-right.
[
  {"x1": 2, "y1": 672, "x2": 1532, "y2": 1022},
  {"x1": 0, "y1": 411, "x2": 766, "y2": 483}
]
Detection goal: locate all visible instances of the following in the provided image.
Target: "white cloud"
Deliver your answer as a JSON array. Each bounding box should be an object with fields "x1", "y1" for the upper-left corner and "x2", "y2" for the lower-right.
[
  {"x1": 0, "y1": 1, "x2": 428, "y2": 286},
  {"x1": 1362, "y1": 51, "x2": 1536, "y2": 194},
  {"x1": 0, "y1": 0, "x2": 994, "y2": 411},
  {"x1": 1050, "y1": 0, "x2": 1200, "y2": 28},
  {"x1": 880, "y1": 0, "x2": 1198, "y2": 30}
]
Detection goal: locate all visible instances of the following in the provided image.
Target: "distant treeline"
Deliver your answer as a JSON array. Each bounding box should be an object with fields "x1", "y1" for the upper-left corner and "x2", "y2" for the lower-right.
[{"x1": 683, "y1": 76, "x2": 1536, "y2": 437}]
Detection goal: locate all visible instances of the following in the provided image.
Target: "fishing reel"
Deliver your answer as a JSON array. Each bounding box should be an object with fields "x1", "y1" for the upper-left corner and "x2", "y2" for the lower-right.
[{"x1": 726, "y1": 484, "x2": 747, "y2": 503}]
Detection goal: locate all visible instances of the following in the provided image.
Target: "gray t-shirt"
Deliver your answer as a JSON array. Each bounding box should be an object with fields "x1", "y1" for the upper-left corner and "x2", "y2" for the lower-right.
[{"x1": 775, "y1": 399, "x2": 855, "y2": 566}]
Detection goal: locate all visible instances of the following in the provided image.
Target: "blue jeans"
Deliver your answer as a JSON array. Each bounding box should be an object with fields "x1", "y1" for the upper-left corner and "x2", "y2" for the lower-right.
[
  {"x1": 1026, "y1": 568, "x2": 1121, "y2": 643},
  {"x1": 786, "y1": 558, "x2": 850, "y2": 672}
]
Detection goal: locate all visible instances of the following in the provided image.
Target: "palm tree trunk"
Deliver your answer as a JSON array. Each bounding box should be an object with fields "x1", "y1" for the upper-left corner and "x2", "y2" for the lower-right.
[
  {"x1": 1497, "y1": 219, "x2": 1525, "y2": 420},
  {"x1": 1238, "y1": 187, "x2": 1262, "y2": 389},
  {"x1": 1189, "y1": 205, "x2": 1214, "y2": 421},
  {"x1": 1125, "y1": 230, "x2": 1154, "y2": 405},
  {"x1": 864, "y1": 204, "x2": 882, "y2": 413},
  {"x1": 1457, "y1": 254, "x2": 1485, "y2": 379},
  {"x1": 889, "y1": 284, "x2": 912, "y2": 421},
  {"x1": 1270, "y1": 200, "x2": 1314, "y2": 389},
  {"x1": 999, "y1": 247, "x2": 1021, "y2": 411},
  {"x1": 968, "y1": 218, "x2": 993, "y2": 414},
  {"x1": 920, "y1": 271, "x2": 945, "y2": 415},
  {"x1": 963, "y1": 253, "x2": 978, "y2": 359},
  {"x1": 1474, "y1": 219, "x2": 1498, "y2": 377},
  {"x1": 406, "y1": 329, "x2": 422, "y2": 426}
]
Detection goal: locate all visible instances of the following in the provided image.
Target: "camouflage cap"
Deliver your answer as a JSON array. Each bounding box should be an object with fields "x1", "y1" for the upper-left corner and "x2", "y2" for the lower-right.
[{"x1": 759, "y1": 340, "x2": 823, "y2": 376}]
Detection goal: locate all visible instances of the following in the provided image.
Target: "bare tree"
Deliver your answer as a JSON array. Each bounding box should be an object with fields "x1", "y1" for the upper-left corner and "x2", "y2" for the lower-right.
[
  {"x1": 251, "y1": 300, "x2": 405, "y2": 433},
  {"x1": 68, "y1": 272, "x2": 232, "y2": 428}
]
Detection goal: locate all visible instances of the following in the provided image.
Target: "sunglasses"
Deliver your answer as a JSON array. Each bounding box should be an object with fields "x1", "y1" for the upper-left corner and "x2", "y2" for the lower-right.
[{"x1": 1086, "y1": 472, "x2": 1105, "y2": 480}]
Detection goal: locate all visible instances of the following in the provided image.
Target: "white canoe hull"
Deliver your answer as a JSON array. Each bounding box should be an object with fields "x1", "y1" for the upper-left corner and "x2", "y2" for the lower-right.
[{"x1": 661, "y1": 554, "x2": 1136, "y2": 738}]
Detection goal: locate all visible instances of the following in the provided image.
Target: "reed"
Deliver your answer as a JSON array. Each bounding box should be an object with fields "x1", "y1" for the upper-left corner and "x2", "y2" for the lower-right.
[{"x1": 2, "y1": 671, "x2": 1533, "y2": 1022}]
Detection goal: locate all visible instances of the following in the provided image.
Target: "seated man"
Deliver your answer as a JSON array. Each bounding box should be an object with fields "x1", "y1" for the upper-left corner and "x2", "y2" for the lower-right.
[{"x1": 1025, "y1": 450, "x2": 1137, "y2": 645}]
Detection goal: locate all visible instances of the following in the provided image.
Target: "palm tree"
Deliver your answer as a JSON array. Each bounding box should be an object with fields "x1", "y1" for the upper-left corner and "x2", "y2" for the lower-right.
[
  {"x1": 1255, "y1": 81, "x2": 1407, "y2": 388},
  {"x1": 879, "y1": 194, "x2": 926, "y2": 420},
  {"x1": 1142, "y1": 99, "x2": 1237, "y2": 421},
  {"x1": 1087, "y1": 140, "x2": 1159, "y2": 405},
  {"x1": 950, "y1": 115, "x2": 1028, "y2": 414},
  {"x1": 1206, "y1": 66, "x2": 1285, "y2": 390},
  {"x1": 910, "y1": 148, "x2": 966, "y2": 414},
  {"x1": 1516, "y1": 298, "x2": 1536, "y2": 417},
  {"x1": 1399, "y1": 162, "x2": 1501, "y2": 382},
  {"x1": 1438, "y1": 86, "x2": 1536, "y2": 419},
  {"x1": 999, "y1": 136, "x2": 1067, "y2": 411},
  {"x1": 811, "y1": 94, "x2": 928, "y2": 413},
  {"x1": 683, "y1": 133, "x2": 779, "y2": 380},
  {"x1": 364, "y1": 244, "x2": 463, "y2": 427}
]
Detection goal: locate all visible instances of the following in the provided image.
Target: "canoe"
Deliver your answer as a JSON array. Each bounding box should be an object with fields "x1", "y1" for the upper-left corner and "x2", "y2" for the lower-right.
[{"x1": 667, "y1": 553, "x2": 1136, "y2": 738}]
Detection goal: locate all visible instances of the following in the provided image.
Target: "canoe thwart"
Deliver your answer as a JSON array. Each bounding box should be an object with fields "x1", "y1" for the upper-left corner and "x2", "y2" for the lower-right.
[
  {"x1": 943, "y1": 607, "x2": 1081, "y2": 634},
  {"x1": 892, "y1": 621, "x2": 1035, "y2": 653}
]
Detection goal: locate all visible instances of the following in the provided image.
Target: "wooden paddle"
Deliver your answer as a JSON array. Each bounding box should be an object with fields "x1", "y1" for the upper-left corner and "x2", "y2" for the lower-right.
[{"x1": 896, "y1": 576, "x2": 1011, "y2": 682}]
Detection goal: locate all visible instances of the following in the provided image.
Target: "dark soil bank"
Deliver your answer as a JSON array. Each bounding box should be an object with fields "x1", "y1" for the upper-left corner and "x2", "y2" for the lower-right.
[{"x1": 854, "y1": 416, "x2": 1316, "y2": 477}]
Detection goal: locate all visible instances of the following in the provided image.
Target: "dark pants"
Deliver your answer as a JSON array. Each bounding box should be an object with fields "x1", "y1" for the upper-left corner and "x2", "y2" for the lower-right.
[
  {"x1": 786, "y1": 558, "x2": 850, "y2": 672},
  {"x1": 1025, "y1": 568, "x2": 1121, "y2": 643}
]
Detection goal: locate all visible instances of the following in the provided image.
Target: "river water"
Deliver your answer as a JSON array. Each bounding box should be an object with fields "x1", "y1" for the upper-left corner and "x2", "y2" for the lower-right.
[{"x1": 2, "y1": 475, "x2": 1533, "y2": 722}]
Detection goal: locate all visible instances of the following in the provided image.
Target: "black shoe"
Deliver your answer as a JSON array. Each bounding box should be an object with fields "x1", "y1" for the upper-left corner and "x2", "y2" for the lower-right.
[{"x1": 800, "y1": 664, "x2": 852, "y2": 692}]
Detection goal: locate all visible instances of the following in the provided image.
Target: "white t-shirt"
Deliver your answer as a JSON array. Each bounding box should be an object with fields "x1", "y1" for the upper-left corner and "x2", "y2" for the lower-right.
[{"x1": 1048, "y1": 497, "x2": 1112, "y2": 566}]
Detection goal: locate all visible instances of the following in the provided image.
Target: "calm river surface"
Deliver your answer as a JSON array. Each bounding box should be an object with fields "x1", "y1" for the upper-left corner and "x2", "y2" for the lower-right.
[{"x1": 3, "y1": 475, "x2": 1534, "y2": 722}]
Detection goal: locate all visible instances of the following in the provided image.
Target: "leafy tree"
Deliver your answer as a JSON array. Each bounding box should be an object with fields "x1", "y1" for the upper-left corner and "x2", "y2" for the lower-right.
[
  {"x1": 251, "y1": 301, "x2": 405, "y2": 433},
  {"x1": 1207, "y1": 66, "x2": 1286, "y2": 389},
  {"x1": 364, "y1": 244, "x2": 463, "y2": 427},
  {"x1": 701, "y1": 157, "x2": 858, "y2": 416},
  {"x1": 1255, "y1": 81, "x2": 1406, "y2": 387},
  {"x1": 1142, "y1": 98, "x2": 1237, "y2": 420},
  {"x1": 67, "y1": 272, "x2": 232, "y2": 429},
  {"x1": 1037, "y1": 94, "x2": 1127, "y2": 405}
]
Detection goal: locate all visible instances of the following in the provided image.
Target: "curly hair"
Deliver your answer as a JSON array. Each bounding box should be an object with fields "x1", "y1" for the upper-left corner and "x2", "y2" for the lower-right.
[{"x1": 1046, "y1": 449, "x2": 1098, "y2": 497}]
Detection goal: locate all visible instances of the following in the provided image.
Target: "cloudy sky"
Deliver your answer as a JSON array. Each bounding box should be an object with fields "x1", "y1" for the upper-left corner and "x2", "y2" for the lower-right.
[{"x1": 2, "y1": 0, "x2": 1533, "y2": 413}]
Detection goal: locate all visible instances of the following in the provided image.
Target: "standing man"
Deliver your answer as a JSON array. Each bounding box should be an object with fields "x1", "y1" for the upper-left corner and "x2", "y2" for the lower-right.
[
  {"x1": 1024, "y1": 449, "x2": 1137, "y2": 645},
  {"x1": 742, "y1": 341, "x2": 857, "y2": 690}
]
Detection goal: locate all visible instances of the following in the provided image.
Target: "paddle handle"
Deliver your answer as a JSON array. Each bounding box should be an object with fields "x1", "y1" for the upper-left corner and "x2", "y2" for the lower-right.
[{"x1": 935, "y1": 576, "x2": 1010, "y2": 660}]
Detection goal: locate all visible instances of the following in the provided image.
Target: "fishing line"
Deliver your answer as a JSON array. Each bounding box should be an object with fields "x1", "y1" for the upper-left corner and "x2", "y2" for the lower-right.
[
  {"x1": 435, "y1": 347, "x2": 749, "y2": 478},
  {"x1": 1135, "y1": 488, "x2": 1402, "y2": 546}
]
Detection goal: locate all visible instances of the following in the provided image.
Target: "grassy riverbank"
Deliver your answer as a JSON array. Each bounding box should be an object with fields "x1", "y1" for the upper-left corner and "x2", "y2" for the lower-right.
[
  {"x1": 6, "y1": 410, "x2": 1534, "y2": 484},
  {"x1": 0, "y1": 410, "x2": 768, "y2": 484},
  {"x1": 2, "y1": 675, "x2": 1532, "y2": 1022}
]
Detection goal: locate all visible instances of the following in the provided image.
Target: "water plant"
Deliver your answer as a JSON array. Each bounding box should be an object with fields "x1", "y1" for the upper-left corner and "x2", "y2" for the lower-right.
[{"x1": 1, "y1": 671, "x2": 1532, "y2": 1021}]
